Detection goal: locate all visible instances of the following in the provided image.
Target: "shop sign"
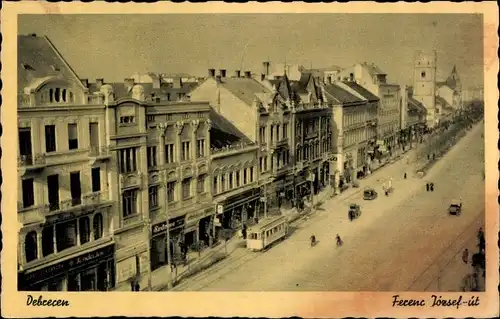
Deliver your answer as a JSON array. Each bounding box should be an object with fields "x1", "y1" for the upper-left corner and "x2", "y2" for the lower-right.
[
  {"x1": 217, "y1": 204, "x2": 224, "y2": 215},
  {"x1": 22, "y1": 243, "x2": 115, "y2": 286},
  {"x1": 152, "y1": 216, "x2": 185, "y2": 236}
]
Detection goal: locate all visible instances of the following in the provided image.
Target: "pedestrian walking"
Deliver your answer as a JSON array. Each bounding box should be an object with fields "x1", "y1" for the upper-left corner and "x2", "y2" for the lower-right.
[
  {"x1": 404, "y1": 172, "x2": 407, "y2": 179},
  {"x1": 430, "y1": 182, "x2": 434, "y2": 192},
  {"x1": 427, "y1": 154, "x2": 430, "y2": 161},
  {"x1": 462, "y1": 248, "x2": 469, "y2": 264},
  {"x1": 426, "y1": 183, "x2": 429, "y2": 192}
]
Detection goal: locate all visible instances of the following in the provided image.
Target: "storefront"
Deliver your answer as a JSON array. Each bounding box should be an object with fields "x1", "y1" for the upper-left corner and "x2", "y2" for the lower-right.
[
  {"x1": 184, "y1": 206, "x2": 214, "y2": 247},
  {"x1": 218, "y1": 188, "x2": 259, "y2": 230},
  {"x1": 19, "y1": 242, "x2": 115, "y2": 291},
  {"x1": 150, "y1": 216, "x2": 185, "y2": 271}
]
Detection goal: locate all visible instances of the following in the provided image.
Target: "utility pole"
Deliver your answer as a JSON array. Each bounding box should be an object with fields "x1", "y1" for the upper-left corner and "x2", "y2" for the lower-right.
[
  {"x1": 263, "y1": 183, "x2": 268, "y2": 219},
  {"x1": 165, "y1": 200, "x2": 173, "y2": 289},
  {"x1": 146, "y1": 218, "x2": 153, "y2": 291}
]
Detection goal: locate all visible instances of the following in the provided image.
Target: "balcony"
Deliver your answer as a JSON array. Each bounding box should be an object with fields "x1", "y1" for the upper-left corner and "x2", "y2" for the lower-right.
[
  {"x1": 44, "y1": 192, "x2": 113, "y2": 217},
  {"x1": 88, "y1": 146, "x2": 112, "y2": 165},
  {"x1": 271, "y1": 165, "x2": 290, "y2": 178},
  {"x1": 121, "y1": 213, "x2": 143, "y2": 229},
  {"x1": 211, "y1": 142, "x2": 258, "y2": 159},
  {"x1": 18, "y1": 204, "x2": 46, "y2": 226},
  {"x1": 82, "y1": 191, "x2": 113, "y2": 207},
  {"x1": 269, "y1": 138, "x2": 289, "y2": 149},
  {"x1": 17, "y1": 154, "x2": 46, "y2": 176}
]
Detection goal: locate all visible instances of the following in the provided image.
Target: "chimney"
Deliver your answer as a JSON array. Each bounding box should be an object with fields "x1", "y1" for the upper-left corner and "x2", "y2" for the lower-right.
[
  {"x1": 244, "y1": 71, "x2": 252, "y2": 78},
  {"x1": 96, "y1": 78, "x2": 104, "y2": 89},
  {"x1": 235, "y1": 70, "x2": 241, "y2": 78},
  {"x1": 124, "y1": 78, "x2": 135, "y2": 90},
  {"x1": 219, "y1": 69, "x2": 227, "y2": 78},
  {"x1": 263, "y1": 61, "x2": 270, "y2": 76},
  {"x1": 261, "y1": 74, "x2": 266, "y2": 81},
  {"x1": 80, "y1": 78, "x2": 89, "y2": 88},
  {"x1": 208, "y1": 68, "x2": 216, "y2": 77}
]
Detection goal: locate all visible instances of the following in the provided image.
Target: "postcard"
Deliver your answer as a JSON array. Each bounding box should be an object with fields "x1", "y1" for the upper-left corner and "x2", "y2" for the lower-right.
[{"x1": 1, "y1": 1, "x2": 498, "y2": 318}]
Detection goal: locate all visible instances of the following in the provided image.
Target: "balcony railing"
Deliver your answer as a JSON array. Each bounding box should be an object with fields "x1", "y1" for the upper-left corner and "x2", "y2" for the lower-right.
[
  {"x1": 18, "y1": 154, "x2": 46, "y2": 167},
  {"x1": 271, "y1": 165, "x2": 290, "y2": 177},
  {"x1": 120, "y1": 172, "x2": 144, "y2": 189},
  {"x1": 121, "y1": 213, "x2": 143, "y2": 228},
  {"x1": 270, "y1": 137, "x2": 289, "y2": 148},
  {"x1": 211, "y1": 142, "x2": 257, "y2": 155},
  {"x1": 44, "y1": 192, "x2": 111, "y2": 215}
]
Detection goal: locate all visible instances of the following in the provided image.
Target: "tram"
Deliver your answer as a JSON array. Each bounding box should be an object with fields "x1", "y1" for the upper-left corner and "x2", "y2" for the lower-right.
[{"x1": 246, "y1": 215, "x2": 288, "y2": 251}]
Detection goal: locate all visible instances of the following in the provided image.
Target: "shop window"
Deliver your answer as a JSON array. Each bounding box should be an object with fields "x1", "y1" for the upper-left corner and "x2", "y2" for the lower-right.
[
  {"x1": 42, "y1": 225, "x2": 54, "y2": 257},
  {"x1": 24, "y1": 231, "x2": 38, "y2": 262},
  {"x1": 22, "y1": 178, "x2": 35, "y2": 208},
  {"x1": 122, "y1": 189, "x2": 138, "y2": 217},
  {"x1": 56, "y1": 220, "x2": 77, "y2": 252},
  {"x1": 47, "y1": 279, "x2": 64, "y2": 291},
  {"x1": 67, "y1": 273, "x2": 80, "y2": 291},
  {"x1": 68, "y1": 123, "x2": 79, "y2": 150},
  {"x1": 80, "y1": 269, "x2": 97, "y2": 291},
  {"x1": 93, "y1": 213, "x2": 104, "y2": 240},
  {"x1": 79, "y1": 216, "x2": 91, "y2": 245}
]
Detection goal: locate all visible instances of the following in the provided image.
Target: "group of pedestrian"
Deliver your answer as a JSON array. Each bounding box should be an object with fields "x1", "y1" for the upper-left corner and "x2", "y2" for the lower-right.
[{"x1": 425, "y1": 182, "x2": 435, "y2": 192}]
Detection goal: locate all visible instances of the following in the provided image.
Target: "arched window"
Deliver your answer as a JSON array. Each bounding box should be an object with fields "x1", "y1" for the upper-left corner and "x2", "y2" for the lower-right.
[
  {"x1": 79, "y1": 216, "x2": 91, "y2": 245},
  {"x1": 69, "y1": 91, "x2": 74, "y2": 103},
  {"x1": 54, "y1": 88, "x2": 60, "y2": 102},
  {"x1": 93, "y1": 213, "x2": 103, "y2": 240},
  {"x1": 62, "y1": 89, "x2": 67, "y2": 102},
  {"x1": 25, "y1": 231, "x2": 38, "y2": 262},
  {"x1": 49, "y1": 89, "x2": 54, "y2": 103}
]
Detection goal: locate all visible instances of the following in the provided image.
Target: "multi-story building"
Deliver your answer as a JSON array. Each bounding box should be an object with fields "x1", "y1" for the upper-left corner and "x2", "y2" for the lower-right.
[
  {"x1": 17, "y1": 34, "x2": 116, "y2": 291},
  {"x1": 189, "y1": 69, "x2": 280, "y2": 219},
  {"x1": 323, "y1": 81, "x2": 378, "y2": 189},
  {"x1": 336, "y1": 62, "x2": 401, "y2": 151},
  {"x1": 86, "y1": 78, "x2": 213, "y2": 287},
  {"x1": 209, "y1": 109, "x2": 260, "y2": 231},
  {"x1": 400, "y1": 85, "x2": 427, "y2": 147},
  {"x1": 436, "y1": 65, "x2": 462, "y2": 110},
  {"x1": 412, "y1": 51, "x2": 438, "y2": 128}
]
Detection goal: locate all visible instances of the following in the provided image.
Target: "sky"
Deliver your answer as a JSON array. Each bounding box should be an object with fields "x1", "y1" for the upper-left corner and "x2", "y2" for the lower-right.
[{"x1": 19, "y1": 14, "x2": 484, "y2": 88}]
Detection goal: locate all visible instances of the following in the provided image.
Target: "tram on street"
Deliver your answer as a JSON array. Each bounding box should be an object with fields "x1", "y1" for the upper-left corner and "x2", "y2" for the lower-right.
[{"x1": 246, "y1": 215, "x2": 288, "y2": 251}]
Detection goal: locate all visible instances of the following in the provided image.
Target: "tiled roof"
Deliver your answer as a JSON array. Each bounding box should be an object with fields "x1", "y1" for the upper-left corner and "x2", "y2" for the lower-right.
[
  {"x1": 341, "y1": 81, "x2": 380, "y2": 102},
  {"x1": 220, "y1": 77, "x2": 271, "y2": 106},
  {"x1": 18, "y1": 35, "x2": 83, "y2": 94},
  {"x1": 209, "y1": 109, "x2": 251, "y2": 148},
  {"x1": 408, "y1": 97, "x2": 427, "y2": 114},
  {"x1": 323, "y1": 83, "x2": 364, "y2": 105},
  {"x1": 88, "y1": 81, "x2": 199, "y2": 101}
]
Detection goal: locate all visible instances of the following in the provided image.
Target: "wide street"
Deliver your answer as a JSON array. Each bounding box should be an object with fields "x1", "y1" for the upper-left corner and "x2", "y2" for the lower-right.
[{"x1": 171, "y1": 122, "x2": 484, "y2": 291}]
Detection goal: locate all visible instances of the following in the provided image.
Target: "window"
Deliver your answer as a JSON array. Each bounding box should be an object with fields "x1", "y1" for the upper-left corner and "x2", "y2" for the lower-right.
[
  {"x1": 119, "y1": 116, "x2": 135, "y2": 124},
  {"x1": 259, "y1": 127, "x2": 266, "y2": 143},
  {"x1": 147, "y1": 115, "x2": 155, "y2": 123},
  {"x1": 70, "y1": 171, "x2": 81, "y2": 206},
  {"x1": 221, "y1": 175, "x2": 226, "y2": 192},
  {"x1": 25, "y1": 231, "x2": 38, "y2": 262},
  {"x1": 47, "y1": 174, "x2": 60, "y2": 211},
  {"x1": 181, "y1": 141, "x2": 190, "y2": 161},
  {"x1": 79, "y1": 217, "x2": 91, "y2": 245},
  {"x1": 165, "y1": 144, "x2": 174, "y2": 163},
  {"x1": 56, "y1": 220, "x2": 77, "y2": 252},
  {"x1": 197, "y1": 175, "x2": 206, "y2": 194},
  {"x1": 270, "y1": 125, "x2": 274, "y2": 142},
  {"x1": 249, "y1": 167, "x2": 254, "y2": 182},
  {"x1": 122, "y1": 189, "x2": 138, "y2": 217},
  {"x1": 182, "y1": 178, "x2": 191, "y2": 199},
  {"x1": 167, "y1": 182, "x2": 176, "y2": 202},
  {"x1": 93, "y1": 213, "x2": 103, "y2": 240},
  {"x1": 119, "y1": 148, "x2": 137, "y2": 173},
  {"x1": 149, "y1": 186, "x2": 159, "y2": 209},
  {"x1": 283, "y1": 123, "x2": 288, "y2": 139},
  {"x1": 19, "y1": 128, "x2": 32, "y2": 158},
  {"x1": 91, "y1": 167, "x2": 101, "y2": 192},
  {"x1": 197, "y1": 139, "x2": 205, "y2": 158},
  {"x1": 42, "y1": 226, "x2": 54, "y2": 257},
  {"x1": 89, "y1": 123, "x2": 99, "y2": 149},
  {"x1": 213, "y1": 176, "x2": 218, "y2": 194},
  {"x1": 421, "y1": 71, "x2": 426, "y2": 78},
  {"x1": 45, "y1": 125, "x2": 56, "y2": 152},
  {"x1": 68, "y1": 123, "x2": 78, "y2": 150},
  {"x1": 147, "y1": 146, "x2": 157, "y2": 169},
  {"x1": 263, "y1": 156, "x2": 268, "y2": 171},
  {"x1": 243, "y1": 169, "x2": 247, "y2": 184},
  {"x1": 235, "y1": 171, "x2": 240, "y2": 187},
  {"x1": 21, "y1": 178, "x2": 35, "y2": 208},
  {"x1": 228, "y1": 172, "x2": 234, "y2": 189}
]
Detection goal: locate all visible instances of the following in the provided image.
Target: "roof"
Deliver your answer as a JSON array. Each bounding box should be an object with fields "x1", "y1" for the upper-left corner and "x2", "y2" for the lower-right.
[
  {"x1": 362, "y1": 62, "x2": 386, "y2": 76},
  {"x1": 341, "y1": 81, "x2": 380, "y2": 102},
  {"x1": 209, "y1": 109, "x2": 251, "y2": 148},
  {"x1": 408, "y1": 97, "x2": 427, "y2": 114},
  {"x1": 219, "y1": 77, "x2": 272, "y2": 106},
  {"x1": 18, "y1": 34, "x2": 83, "y2": 94},
  {"x1": 323, "y1": 83, "x2": 365, "y2": 105},
  {"x1": 435, "y1": 95, "x2": 450, "y2": 108},
  {"x1": 88, "y1": 81, "x2": 198, "y2": 101}
]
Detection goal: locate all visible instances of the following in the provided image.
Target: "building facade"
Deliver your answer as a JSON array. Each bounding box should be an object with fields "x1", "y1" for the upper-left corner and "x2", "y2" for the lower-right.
[
  {"x1": 324, "y1": 81, "x2": 378, "y2": 189},
  {"x1": 17, "y1": 34, "x2": 116, "y2": 291},
  {"x1": 412, "y1": 50, "x2": 438, "y2": 128}
]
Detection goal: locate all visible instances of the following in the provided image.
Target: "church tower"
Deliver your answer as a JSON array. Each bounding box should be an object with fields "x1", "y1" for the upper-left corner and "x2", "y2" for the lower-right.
[{"x1": 413, "y1": 50, "x2": 437, "y2": 128}]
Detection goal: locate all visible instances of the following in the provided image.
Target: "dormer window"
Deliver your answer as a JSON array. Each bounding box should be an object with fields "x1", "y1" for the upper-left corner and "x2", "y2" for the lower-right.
[{"x1": 40, "y1": 87, "x2": 74, "y2": 104}]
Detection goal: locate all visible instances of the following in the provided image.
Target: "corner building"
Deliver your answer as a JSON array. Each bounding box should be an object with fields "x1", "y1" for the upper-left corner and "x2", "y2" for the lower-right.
[{"x1": 17, "y1": 34, "x2": 115, "y2": 291}]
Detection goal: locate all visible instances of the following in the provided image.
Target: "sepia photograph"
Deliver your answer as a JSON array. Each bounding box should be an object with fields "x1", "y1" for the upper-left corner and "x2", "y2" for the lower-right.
[{"x1": 1, "y1": 2, "x2": 498, "y2": 318}]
